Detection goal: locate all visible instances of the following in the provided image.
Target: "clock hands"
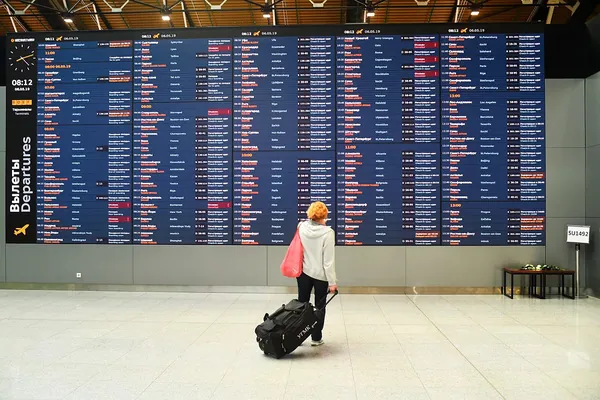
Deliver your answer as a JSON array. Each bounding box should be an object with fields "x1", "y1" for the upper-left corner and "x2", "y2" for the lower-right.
[{"x1": 16, "y1": 53, "x2": 34, "y2": 66}]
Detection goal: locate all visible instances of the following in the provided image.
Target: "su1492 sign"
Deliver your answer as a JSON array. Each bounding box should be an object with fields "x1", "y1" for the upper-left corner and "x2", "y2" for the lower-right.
[{"x1": 566, "y1": 226, "x2": 591, "y2": 244}]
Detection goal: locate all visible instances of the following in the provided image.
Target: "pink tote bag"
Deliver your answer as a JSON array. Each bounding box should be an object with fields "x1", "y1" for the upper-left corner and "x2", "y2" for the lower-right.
[{"x1": 280, "y1": 229, "x2": 303, "y2": 278}]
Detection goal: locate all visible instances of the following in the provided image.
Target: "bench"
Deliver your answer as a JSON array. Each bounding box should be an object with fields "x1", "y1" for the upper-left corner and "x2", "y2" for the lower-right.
[{"x1": 502, "y1": 268, "x2": 575, "y2": 300}]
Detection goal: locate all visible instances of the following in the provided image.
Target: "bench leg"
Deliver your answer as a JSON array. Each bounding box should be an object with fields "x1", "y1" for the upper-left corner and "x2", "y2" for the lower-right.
[
  {"x1": 541, "y1": 274, "x2": 546, "y2": 299},
  {"x1": 529, "y1": 275, "x2": 534, "y2": 297},
  {"x1": 568, "y1": 274, "x2": 576, "y2": 299},
  {"x1": 510, "y1": 273, "x2": 514, "y2": 299},
  {"x1": 502, "y1": 270, "x2": 506, "y2": 296}
]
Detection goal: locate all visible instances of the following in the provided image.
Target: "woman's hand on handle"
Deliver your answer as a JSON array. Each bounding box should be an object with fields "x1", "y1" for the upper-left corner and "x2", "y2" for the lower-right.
[{"x1": 329, "y1": 284, "x2": 338, "y2": 294}]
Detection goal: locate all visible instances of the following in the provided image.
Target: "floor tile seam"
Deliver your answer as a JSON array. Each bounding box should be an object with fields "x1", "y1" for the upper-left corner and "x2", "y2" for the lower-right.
[
  {"x1": 374, "y1": 295, "x2": 429, "y2": 397},
  {"x1": 522, "y1": 322, "x2": 591, "y2": 358},
  {"x1": 389, "y1": 343, "x2": 430, "y2": 399},
  {"x1": 515, "y1": 324, "x2": 594, "y2": 399},
  {"x1": 132, "y1": 362, "x2": 182, "y2": 400},
  {"x1": 44, "y1": 334, "x2": 95, "y2": 368},
  {"x1": 282, "y1": 352, "x2": 295, "y2": 400},
  {"x1": 135, "y1": 344, "x2": 220, "y2": 396},
  {"x1": 193, "y1": 292, "x2": 242, "y2": 399},
  {"x1": 54, "y1": 361, "x2": 106, "y2": 400},
  {"x1": 373, "y1": 294, "x2": 412, "y2": 354},
  {"x1": 129, "y1": 297, "x2": 234, "y2": 399},
  {"x1": 406, "y1": 295, "x2": 507, "y2": 400},
  {"x1": 480, "y1": 295, "x2": 523, "y2": 318},
  {"x1": 343, "y1": 298, "x2": 360, "y2": 400}
]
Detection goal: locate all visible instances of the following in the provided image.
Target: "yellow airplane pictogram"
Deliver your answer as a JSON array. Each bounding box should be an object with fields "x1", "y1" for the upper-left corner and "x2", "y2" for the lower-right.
[
  {"x1": 153, "y1": 33, "x2": 160, "y2": 39},
  {"x1": 56, "y1": 36, "x2": 63, "y2": 41},
  {"x1": 356, "y1": 29, "x2": 364, "y2": 35},
  {"x1": 460, "y1": 28, "x2": 468, "y2": 33},
  {"x1": 14, "y1": 224, "x2": 29, "y2": 236},
  {"x1": 253, "y1": 30, "x2": 261, "y2": 37}
]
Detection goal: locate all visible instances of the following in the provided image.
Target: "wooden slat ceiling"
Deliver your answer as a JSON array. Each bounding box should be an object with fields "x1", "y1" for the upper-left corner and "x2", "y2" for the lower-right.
[{"x1": 0, "y1": 0, "x2": 592, "y2": 34}]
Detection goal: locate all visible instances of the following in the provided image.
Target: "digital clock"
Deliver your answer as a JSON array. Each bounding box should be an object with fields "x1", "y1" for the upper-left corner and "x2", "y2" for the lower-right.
[{"x1": 11, "y1": 79, "x2": 33, "y2": 87}]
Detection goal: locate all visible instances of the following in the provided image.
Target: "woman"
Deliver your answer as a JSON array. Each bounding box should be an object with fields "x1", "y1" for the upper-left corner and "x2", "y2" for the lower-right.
[{"x1": 297, "y1": 201, "x2": 338, "y2": 346}]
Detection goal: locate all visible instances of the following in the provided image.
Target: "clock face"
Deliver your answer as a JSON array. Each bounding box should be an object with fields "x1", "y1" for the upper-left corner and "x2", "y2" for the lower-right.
[{"x1": 9, "y1": 43, "x2": 36, "y2": 73}]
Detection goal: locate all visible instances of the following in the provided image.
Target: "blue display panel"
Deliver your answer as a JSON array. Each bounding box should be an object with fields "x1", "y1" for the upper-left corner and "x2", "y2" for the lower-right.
[
  {"x1": 5, "y1": 25, "x2": 545, "y2": 246},
  {"x1": 232, "y1": 34, "x2": 336, "y2": 245},
  {"x1": 337, "y1": 144, "x2": 440, "y2": 245},
  {"x1": 441, "y1": 202, "x2": 545, "y2": 245},
  {"x1": 233, "y1": 36, "x2": 334, "y2": 151},
  {"x1": 439, "y1": 33, "x2": 545, "y2": 245},
  {"x1": 36, "y1": 40, "x2": 133, "y2": 243},
  {"x1": 132, "y1": 37, "x2": 233, "y2": 244},
  {"x1": 336, "y1": 34, "x2": 440, "y2": 144},
  {"x1": 233, "y1": 151, "x2": 335, "y2": 245},
  {"x1": 335, "y1": 34, "x2": 441, "y2": 245}
]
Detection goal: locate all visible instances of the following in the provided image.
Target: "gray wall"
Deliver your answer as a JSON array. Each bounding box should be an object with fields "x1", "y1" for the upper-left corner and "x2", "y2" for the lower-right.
[
  {"x1": 586, "y1": 72, "x2": 600, "y2": 294},
  {"x1": 1, "y1": 87, "x2": 5, "y2": 284},
  {"x1": 545, "y1": 79, "x2": 587, "y2": 285},
  {"x1": 0, "y1": 80, "x2": 590, "y2": 288}
]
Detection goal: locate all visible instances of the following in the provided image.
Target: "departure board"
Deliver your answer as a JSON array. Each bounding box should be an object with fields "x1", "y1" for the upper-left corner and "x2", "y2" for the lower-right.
[
  {"x1": 36, "y1": 40, "x2": 133, "y2": 244},
  {"x1": 439, "y1": 33, "x2": 545, "y2": 245},
  {"x1": 5, "y1": 24, "x2": 545, "y2": 246},
  {"x1": 335, "y1": 34, "x2": 441, "y2": 245},
  {"x1": 132, "y1": 36, "x2": 233, "y2": 245}
]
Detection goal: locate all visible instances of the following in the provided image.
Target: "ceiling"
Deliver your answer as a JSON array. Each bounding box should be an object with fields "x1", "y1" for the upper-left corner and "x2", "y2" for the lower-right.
[{"x1": 0, "y1": 0, "x2": 596, "y2": 35}]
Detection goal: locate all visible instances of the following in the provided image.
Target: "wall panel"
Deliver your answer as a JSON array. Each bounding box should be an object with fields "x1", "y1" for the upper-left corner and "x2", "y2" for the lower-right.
[
  {"x1": 5, "y1": 245, "x2": 133, "y2": 284},
  {"x1": 586, "y1": 72, "x2": 600, "y2": 295},
  {"x1": 586, "y1": 145, "x2": 600, "y2": 218},
  {"x1": 0, "y1": 152, "x2": 4, "y2": 282},
  {"x1": 133, "y1": 246, "x2": 267, "y2": 286},
  {"x1": 405, "y1": 247, "x2": 546, "y2": 288},
  {"x1": 545, "y1": 79, "x2": 585, "y2": 148},
  {"x1": 585, "y1": 218, "x2": 600, "y2": 295},
  {"x1": 546, "y1": 147, "x2": 586, "y2": 218},
  {"x1": 586, "y1": 74, "x2": 600, "y2": 148}
]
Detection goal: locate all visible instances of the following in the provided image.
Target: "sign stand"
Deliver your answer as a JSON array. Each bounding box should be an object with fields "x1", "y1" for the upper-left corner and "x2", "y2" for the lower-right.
[{"x1": 567, "y1": 225, "x2": 590, "y2": 299}]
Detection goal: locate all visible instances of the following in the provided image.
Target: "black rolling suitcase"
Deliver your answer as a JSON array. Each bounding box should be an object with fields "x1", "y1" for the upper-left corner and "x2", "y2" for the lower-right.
[{"x1": 255, "y1": 291, "x2": 338, "y2": 358}]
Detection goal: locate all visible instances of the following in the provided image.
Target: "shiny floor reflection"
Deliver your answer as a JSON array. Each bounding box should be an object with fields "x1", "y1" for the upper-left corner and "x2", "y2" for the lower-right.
[{"x1": 0, "y1": 290, "x2": 599, "y2": 399}]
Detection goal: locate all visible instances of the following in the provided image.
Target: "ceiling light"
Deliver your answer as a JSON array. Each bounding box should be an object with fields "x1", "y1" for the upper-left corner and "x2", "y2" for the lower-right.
[
  {"x1": 161, "y1": 8, "x2": 171, "y2": 21},
  {"x1": 470, "y1": 6, "x2": 480, "y2": 15},
  {"x1": 366, "y1": 4, "x2": 375, "y2": 17},
  {"x1": 262, "y1": 6, "x2": 271, "y2": 18},
  {"x1": 62, "y1": 13, "x2": 73, "y2": 23}
]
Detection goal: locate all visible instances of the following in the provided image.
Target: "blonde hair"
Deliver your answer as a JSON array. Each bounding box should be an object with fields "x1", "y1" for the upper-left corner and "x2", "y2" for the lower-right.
[{"x1": 307, "y1": 201, "x2": 328, "y2": 221}]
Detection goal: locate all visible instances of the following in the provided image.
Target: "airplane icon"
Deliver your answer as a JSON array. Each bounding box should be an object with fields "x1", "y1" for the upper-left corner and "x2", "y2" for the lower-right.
[
  {"x1": 56, "y1": 36, "x2": 63, "y2": 41},
  {"x1": 356, "y1": 28, "x2": 364, "y2": 34},
  {"x1": 152, "y1": 33, "x2": 160, "y2": 39},
  {"x1": 253, "y1": 30, "x2": 261, "y2": 37},
  {"x1": 460, "y1": 28, "x2": 468, "y2": 33},
  {"x1": 14, "y1": 224, "x2": 29, "y2": 236}
]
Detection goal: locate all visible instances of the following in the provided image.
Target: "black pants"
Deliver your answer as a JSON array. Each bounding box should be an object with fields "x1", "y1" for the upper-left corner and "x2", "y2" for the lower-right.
[{"x1": 297, "y1": 272, "x2": 328, "y2": 341}]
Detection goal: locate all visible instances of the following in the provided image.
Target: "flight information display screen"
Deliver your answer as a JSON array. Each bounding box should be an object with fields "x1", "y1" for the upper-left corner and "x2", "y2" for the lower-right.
[
  {"x1": 439, "y1": 33, "x2": 545, "y2": 245},
  {"x1": 5, "y1": 24, "x2": 545, "y2": 245}
]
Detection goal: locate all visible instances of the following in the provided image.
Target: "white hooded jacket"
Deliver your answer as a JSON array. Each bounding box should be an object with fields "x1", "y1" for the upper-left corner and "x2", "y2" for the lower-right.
[{"x1": 298, "y1": 220, "x2": 337, "y2": 285}]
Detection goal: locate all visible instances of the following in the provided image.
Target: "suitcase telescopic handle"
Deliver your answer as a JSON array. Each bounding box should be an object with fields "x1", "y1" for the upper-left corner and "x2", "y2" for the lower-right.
[{"x1": 316, "y1": 289, "x2": 338, "y2": 312}]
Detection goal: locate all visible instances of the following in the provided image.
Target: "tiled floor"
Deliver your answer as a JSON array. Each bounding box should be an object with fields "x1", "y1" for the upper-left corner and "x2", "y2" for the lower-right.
[{"x1": 0, "y1": 290, "x2": 600, "y2": 400}]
